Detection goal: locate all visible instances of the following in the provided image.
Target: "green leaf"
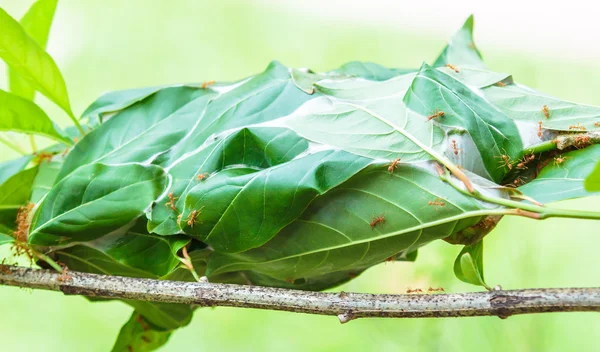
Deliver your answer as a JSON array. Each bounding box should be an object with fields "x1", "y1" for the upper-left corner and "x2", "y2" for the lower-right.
[
  {"x1": 0, "y1": 154, "x2": 33, "y2": 185},
  {"x1": 81, "y1": 86, "x2": 166, "y2": 123},
  {"x1": 518, "y1": 145, "x2": 600, "y2": 203},
  {"x1": 584, "y1": 160, "x2": 600, "y2": 192},
  {"x1": 55, "y1": 222, "x2": 189, "y2": 278},
  {"x1": 403, "y1": 63, "x2": 522, "y2": 182},
  {"x1": 314, "y1": 73, "x2": 416, "y2": 100},
  {"x1": 0, "y1": 89, "x2": 72, "y2": 145},
  {"x1": 148, "y1": 127, "x2": 309, "y2": 236},
  {"x1": 433, "y1": 15, "x2": 486, "y2": 69},
  {"x1": 8, "y1": 0, "x2": 58, "y2": 101},
  {"x1": 0, "y1": 233, "x2": 14, "y2": 246},
  {"x1": 206, "y1": 165, "x2": 491, "y2": 280},
  {"x1": 56, "y1": 86, "x2": 211, "y2": 180},
  {"x1": 29, "y1": 163, "x2": 168, "y2": 246},
  {"x1": 0, "y1": 6, "x2": 74, "y2": 117},
  {"x1": 111, "y1": 313, "x2": 172, "y2": 352},
  {"x1": 182, "y1": 149, "x2": 370, "y2": 253},
  {"x1": 453, "y1": 241, "x2": 489, "y2": 289},
  {"x1": 0, "y1": 166, "x2": 38, "y2": 236},
  {"x1": 331, "y1": 61, "x2": 414, "y2": 81},
  {"x1": 483, "y1": 84, "x2": 600, "y2": 132},
  {"x1": 30, "y1": 156, "x2": 61, "y2": 203}
]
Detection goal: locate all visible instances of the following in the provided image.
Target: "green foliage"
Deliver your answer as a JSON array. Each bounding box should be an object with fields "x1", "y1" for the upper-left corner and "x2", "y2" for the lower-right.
[
  {"x1": 453, "y1": 241, "x2": 489, "y2": 289},
  {"x1": 584, "y1": 160, "x2": 600, "y2": 192},
  {"x1": 111, "y1": 313, "x2": 172, "y2": 352},
  {"x1": 0, "y1": 6, "x2": 75, "y2": 121},
  {"x1": 8, "y1": 0, "x2": 58, "y2": 101},
  {"x1": 0, "y1": 11, "x2": 599, "y2": 351},
  {"x1": 0, "y1": 88, "x2": 71, "y2": 144}
]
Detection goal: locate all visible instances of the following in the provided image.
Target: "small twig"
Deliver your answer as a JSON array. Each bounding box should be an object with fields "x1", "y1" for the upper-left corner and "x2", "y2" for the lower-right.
[{"x1": 0, "y1": 266, "x2": 599, "y2": 320}]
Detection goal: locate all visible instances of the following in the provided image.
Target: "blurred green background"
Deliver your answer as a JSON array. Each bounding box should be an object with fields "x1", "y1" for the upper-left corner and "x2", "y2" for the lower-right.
[{"x1": 1, "y1": 1, "x2": 599, "y2": 351}]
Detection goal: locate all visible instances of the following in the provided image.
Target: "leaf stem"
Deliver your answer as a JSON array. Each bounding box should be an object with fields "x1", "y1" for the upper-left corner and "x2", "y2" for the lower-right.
[
  {"x1": 33, "y1": 250, "x2": 63, "y2": 273},
  {"x1": 0, "y1": 136, "x2": 26, "y2": 155},
  {"x1": 440, "y1": 171, "x2": 600, "y2": 220},
  {"x1": 523, "y1": 140, "x2": 557, "y2": 155},
  {"x1": 67, "y1": 110, "x2": 85, "y2": 136},
  {"x1": 29, "y1": 134, "x2": 37, "y2": 153}
]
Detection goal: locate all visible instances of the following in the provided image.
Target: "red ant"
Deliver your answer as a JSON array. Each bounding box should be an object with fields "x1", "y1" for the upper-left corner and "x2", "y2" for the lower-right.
[
  {"x1": 495, "y1": 81, "x2": 506, "y2": 87},
  {"x1": 428, "y1": 287, "x2": 445, "y2": 293},
  {"x1": 496, "y1": 150, "x2": 513, "y2": 170},
  {"x1": 197, "y1": 172, "x2": 209, "y2": 181},
  {"x1": 450, "y1": 140, "x2": 460, "y2": 156},
  {"x1": 427, "y1": 109, "x2": 445, "y2": 121},
  {"x1": 505, "y1": 176, "x2": 527, "y2": 188},
  {"x1": 569, "y1": 123, "x2": 586, "y2": 131},
  {"x1": 554, "y1": 156, "x2": 567, "y2": 167},
  {"x1": 201, "y1": 80, "x2": 215, "y2": 89},
  {"x1": 574, "y1": 135, "x2": 591, "y2": 148},
  {"x1": 406, "y1": 287, "x2": 423, "y2": 294},
  {"x1": 186, "y1": 207, "x2": 204, "y2": 228},
  {"x1": 595, "y1": 122, "x2": 600, "y2": 127},
  {"x1": 542, "y1": 105, "x2": 550, "y2": 119},
  {"x1": 387, "y1": 158, "x2": 401, "y2": 174},
  {"x1": 537, "y1": 121, "x2": 543, "y2": 138},
  {"x1": 164, "y1": 192, "x2": 178, "y2": 211},
  {"x1": 446, "y1": 64, "x2": 459, "y2": 73},
  {"x1": 516, "y1": 154, "x2": 535, "y2": 170},
  {"x1": 370, "y1": 215, "x2": 385, "y2": 229}
]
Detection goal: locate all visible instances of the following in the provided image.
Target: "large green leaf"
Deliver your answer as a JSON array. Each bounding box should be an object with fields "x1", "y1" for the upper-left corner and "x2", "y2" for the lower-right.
[
  {"x1": 111, "y1": 312, "x2": 172, "y2": 352},
  {"x1": 518, "y1": 145, "x2": 600, "y2": 203},
  {"x1": 331, "y1": 61, "x2": 415, "y2": 81},
  {"x1": 8, "y1": 0, "x2": 58, "y2": 101},
  {"x1": 585, "y1": 160, "x2": 600, "y2": 192},
  {"x1": 182, "y1": 149, "x2": 371, "y2": 253},
  {"x1": 433, "y1": 15, "x2": 486, "y2": 69},
  {"x1": 0, "y1": 7, "x2": 73, "y2": 116},
  {"x1": 148, "y1": 127, "x2": 309, "y2": 236},
  {"x1": 0, "y1": 166, "x2": 38, "y2": 236},
  {"x1": 158, "y1": 61, "x2": 313, "y2": 166},
  {"x1": 483, "y1": 84, "x2": 600, "y2": 131},
  {"x1": 453, "y1": 241, "x2": 489, "y2": 289},
  {"x1": 56, "y1": 86, "x2": 211, "y2": 180},
  {"x1": 207, "y1": 165, "x2": 493, "y2": 280},
  {"x1": 0, "y1": 88, "x2": 71, "y2": 144},
  {"x1": 29, "y1": 163, "x2": 168, "y2": 246},
  {"x1": 403, "y1": 64, "x2": 522, "y2": 182},
  {"x1": 81, "y1": 86, "x2": 166, "y2": 123},
  {"x1": 0, "y1": 154, "x2": 33, "y2": 185},
  {"x1": 55, "y1": 221, "x2": 189, "y2": 278}
]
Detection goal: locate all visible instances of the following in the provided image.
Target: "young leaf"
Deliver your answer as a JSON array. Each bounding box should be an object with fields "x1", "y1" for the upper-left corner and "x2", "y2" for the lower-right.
[
  {"x1": 483, "y1": 84, "x2": 600, "y2": 131},
  {"x1": 0, "y1": 6, "x2": 81, "y2": 133},
  {"x1": 28, "y1": 163, "x2": 168, "y2": 246},
  {"x1": 0, "y1": 89, "x2": 72, "y2": 145},
  {"x1": 8, "y1": 0, "x2": 58, "y2": 101},
  {"x1": 111, "y1": 313, "x2": 172, "y2": 352},
  {"x1": 0, "y1": 166, "x2": 38, "y2": 236},
  {"x1": 81, "y1": 86, "x2": 166, "y2": 123},
  {"x1": 433, "y1": 15, "x2": 486, "y2": 69},
  {"x1": 518, "y1": 145, "x2": 600, "y2": 203},
  {"x1": 453, "y1": 241, "x2": 489, "y2": 289},
  {"x1": 584, "y1": 160, "x2": 600, "y2": 192},
  {"x1": 403, "y1": 63, "x2": 522, "y2": 182}
]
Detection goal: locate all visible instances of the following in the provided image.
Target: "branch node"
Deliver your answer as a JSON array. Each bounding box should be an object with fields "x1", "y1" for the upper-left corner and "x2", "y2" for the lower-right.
[{"x1": 338, "y1": 310, "x2": 356, "y2": 324}]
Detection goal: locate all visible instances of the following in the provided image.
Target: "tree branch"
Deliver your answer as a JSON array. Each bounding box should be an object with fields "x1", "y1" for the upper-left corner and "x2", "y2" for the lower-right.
[{"x1": 1, "y1": 266, "x2": 599, "y2": 322}]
